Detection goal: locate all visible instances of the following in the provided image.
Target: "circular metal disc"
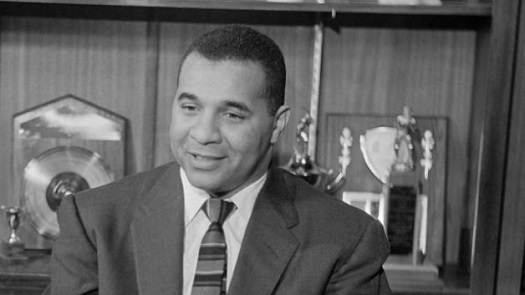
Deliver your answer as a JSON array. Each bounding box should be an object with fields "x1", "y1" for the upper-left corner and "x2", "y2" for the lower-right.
[{"x1": 23, "y1": 146, "x2": 114, "y2": 238}]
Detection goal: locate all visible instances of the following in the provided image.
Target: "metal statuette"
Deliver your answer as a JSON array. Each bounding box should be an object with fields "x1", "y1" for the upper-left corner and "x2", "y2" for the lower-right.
[
  {"x1": 338, "y1": 127, "x2": 352, "y2": 177},
  {"x1": 392, "y1": 106, "x2": 417, "y2": 173},
  {"x1": 420, "y1": 130, "x2": 435, "y2": 180},
  {"x1": 283, "y1": 112, "x2": 346, "y2": 195}
]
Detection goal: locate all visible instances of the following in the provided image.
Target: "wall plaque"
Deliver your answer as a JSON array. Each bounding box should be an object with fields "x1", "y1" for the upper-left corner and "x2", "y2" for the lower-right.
[{"x1": 11, "y1": 94, "x2": 126, "y2": 249}]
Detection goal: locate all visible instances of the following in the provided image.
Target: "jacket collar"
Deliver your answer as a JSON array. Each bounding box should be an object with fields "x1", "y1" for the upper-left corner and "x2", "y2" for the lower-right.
[
  {"x1": 131, "y1": 164, "x2": 300, "y2": 295},
  {"x1": 131, "y1": 163, "x2": 185, "y2": 295},
  {"x1": 228, "y1": 167, "x2": 299, "y2": 295}
]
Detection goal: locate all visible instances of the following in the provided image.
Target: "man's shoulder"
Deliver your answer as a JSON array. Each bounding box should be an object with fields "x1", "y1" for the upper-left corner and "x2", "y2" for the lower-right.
[
  {"x1": 59, "y1": 162, "x2": 179, "y2": 231},
  {"x1": 277, "y1": 167, "x2": 377, "y2": 227},
  {"x1": 73, "y1": 162, "x2": 178, "y2": 210},
  {"x1": 273, "y1": 168, "x2": 389, "y2": 261}
]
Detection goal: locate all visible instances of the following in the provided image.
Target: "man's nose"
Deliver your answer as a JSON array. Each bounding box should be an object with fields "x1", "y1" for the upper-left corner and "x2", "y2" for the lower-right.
[{"x1": 189, "y1": 113, "x2": 221, "y2": 144}]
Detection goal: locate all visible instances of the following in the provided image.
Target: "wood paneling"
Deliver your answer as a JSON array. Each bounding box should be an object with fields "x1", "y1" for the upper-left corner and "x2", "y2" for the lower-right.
[
  {"x1": 496, "y1": 1, "x2": 525, "y2": 293},
  {"x1": 154, "y1": 19, "x2": 315, "y2": 167},
  {"x1": 317, "y1": 27, "x2": 475, "y2": 264},
  {"x1": 0, "y1": 16, "x2": 150, "y2": 238},
  {"x1": 469, "y1": 0, "x2": 521, "y2": 293}
]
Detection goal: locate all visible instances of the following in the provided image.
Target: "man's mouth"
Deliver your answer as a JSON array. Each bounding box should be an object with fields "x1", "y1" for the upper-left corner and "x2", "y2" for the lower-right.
[
  {"x1": 189, "y1": 152, "x2": 224, "y2": 161},
  {"x1": 187, "y1": 151, "x2": 226, "y2": 170}
]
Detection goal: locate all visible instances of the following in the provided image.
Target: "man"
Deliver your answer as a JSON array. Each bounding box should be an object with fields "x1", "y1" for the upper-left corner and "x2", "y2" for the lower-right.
[{"x1": 47, "y1": 25, "x2": 391, "y2": 295}]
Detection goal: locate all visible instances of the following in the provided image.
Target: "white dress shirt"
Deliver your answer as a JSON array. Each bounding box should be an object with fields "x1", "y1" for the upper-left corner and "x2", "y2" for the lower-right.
[{"x1": 181, "y1": 168, "x2": 266, "y2": 295}]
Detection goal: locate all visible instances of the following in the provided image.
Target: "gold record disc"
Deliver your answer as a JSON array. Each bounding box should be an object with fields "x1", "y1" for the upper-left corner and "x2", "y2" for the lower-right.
[{"x1": 23, "y1": 146, "x2": 114, "y2": 238}]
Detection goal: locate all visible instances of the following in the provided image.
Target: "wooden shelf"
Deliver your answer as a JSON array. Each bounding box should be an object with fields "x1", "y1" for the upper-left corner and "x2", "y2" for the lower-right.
[
  {"x1": 388, "y1": 263, "x2": 470, "y2": 295},
  {"x1": 0, "y1": 249, "x2": 50, "y2": 295},
  {"x1": 0, "y1": 0, "x2": 491, "y2": 16}
]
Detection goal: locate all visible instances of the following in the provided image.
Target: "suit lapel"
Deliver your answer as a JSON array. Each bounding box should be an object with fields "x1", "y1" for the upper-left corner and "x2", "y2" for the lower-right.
[
  {"x1": 131, "y1": 163, "x2": 185, "y2": 295},
  {"x1": 229, "y1": 168, "x2": 299, "y2": 295}
]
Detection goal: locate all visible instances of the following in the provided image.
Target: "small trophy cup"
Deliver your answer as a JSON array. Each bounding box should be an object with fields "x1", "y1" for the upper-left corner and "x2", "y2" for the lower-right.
[{"x1": 0, "y1": 205, "x2": 28, "y2": 260}]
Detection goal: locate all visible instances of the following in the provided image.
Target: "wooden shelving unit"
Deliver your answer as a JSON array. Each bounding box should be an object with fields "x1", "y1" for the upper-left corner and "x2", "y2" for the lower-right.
[
  {"x1": 0, "y1": 1, "x2": 522, "y2": 295},
  {"x1": 0, "y1": 0, "x2": 492, "y2": 16}
]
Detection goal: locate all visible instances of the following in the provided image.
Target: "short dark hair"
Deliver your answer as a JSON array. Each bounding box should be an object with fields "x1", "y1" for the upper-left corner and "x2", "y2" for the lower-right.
[{"x1": 179, "y1": 25, "x2": 286, "y2": 115}]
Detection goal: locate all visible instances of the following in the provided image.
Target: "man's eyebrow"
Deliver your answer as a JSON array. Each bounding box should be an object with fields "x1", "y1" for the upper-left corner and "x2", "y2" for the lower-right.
[
  {"x1": 177, "y1": 92, "x2": 198, "y2": 101},
  {"x1": 224, "y1": 100, "x2": 252, "y2": 114}
]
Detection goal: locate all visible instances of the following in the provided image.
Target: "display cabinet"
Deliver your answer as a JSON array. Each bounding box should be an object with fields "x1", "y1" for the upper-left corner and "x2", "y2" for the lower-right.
[{"x1": 0, "y1": 0, "x2": 523, "y2": 294}]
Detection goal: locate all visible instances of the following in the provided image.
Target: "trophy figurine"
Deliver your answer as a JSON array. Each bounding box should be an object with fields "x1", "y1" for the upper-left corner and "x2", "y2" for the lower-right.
[
  {"x1": 421, "y1": 130, "x2": 435, "y2": 180},
  {"x1": 0, "y1": 205, "x2": 27, "y2": 260},
  {"x1": 282, "y1": 112, "x2": 346, "y2": 195},
  {"x1": 283, "y1": 112, "x2": 321, "y2": 185},
  {"x1": 392, "y1": 106, "x2": 417, "y2": 173},
  {"x1": 339, "y1": 127, "x2": 353, "y2": 177}
]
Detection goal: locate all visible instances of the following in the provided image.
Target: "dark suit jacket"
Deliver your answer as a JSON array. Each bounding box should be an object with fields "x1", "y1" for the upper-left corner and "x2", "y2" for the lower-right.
[{"x1": 47, "y1": 162, "x2": 391, "y2": 295}]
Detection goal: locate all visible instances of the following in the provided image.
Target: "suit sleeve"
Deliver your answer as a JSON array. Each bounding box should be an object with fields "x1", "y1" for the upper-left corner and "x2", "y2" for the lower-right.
[
  {"x1": 48, "y1": 195, "x2": 99, "y2": 295},
  {"x1": 325, "y1": 219, "x2": 392, "y2": 295}
]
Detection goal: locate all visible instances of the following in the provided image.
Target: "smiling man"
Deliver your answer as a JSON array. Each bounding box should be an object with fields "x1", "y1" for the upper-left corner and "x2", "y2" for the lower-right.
[
  {"x1": 171, "y1": 52, "x2": 288, "y2": 197},
  {"x1": 46, "y1": 25, "x2": 391, "y2": 295}
]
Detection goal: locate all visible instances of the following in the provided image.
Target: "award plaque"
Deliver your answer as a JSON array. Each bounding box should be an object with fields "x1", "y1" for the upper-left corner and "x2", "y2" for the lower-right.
[
  {"x1": 322, "y1": 112, "x2": 447, "y2": 267},
  {"x1": 12, "y1": 94, "x2": 126, "y2": 249}
]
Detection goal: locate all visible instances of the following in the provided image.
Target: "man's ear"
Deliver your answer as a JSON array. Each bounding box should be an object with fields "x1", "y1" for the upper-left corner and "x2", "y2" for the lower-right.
[{"x1": 271, "y1": 105, "x2": 291, "y2": 144}]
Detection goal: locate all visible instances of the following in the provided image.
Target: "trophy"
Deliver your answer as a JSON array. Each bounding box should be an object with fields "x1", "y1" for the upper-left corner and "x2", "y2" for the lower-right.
[
  {"x1": 283, "y1": 112, "x2": 346, "y2": 196},
  {"x1": 0, "y1": 206, "x2": 28, "y2": 260},
  {"x1": 358, "y1": 107, "x2": 432, "y2": 263},
  {"x1": 385, "y1": 107, "x2": 422, "y2": 259}
]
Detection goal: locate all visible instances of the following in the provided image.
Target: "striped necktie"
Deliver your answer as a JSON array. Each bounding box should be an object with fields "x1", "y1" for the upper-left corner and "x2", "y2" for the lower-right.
[{"x1": 192, "y1": 198, "x2": 236, "y2": 295}]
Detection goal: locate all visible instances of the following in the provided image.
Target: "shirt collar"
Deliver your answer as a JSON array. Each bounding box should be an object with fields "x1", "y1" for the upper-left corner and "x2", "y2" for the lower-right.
[
  {"x1": 181, "y1": 169, "x2": 209, "y2": 225},
  {"x1": 181, "y1": 168, "x2": 267, "y2": 226}
]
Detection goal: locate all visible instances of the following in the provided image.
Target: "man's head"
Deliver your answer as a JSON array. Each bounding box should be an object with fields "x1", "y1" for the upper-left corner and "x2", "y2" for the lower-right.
[
  {"x1": 170, "y1": 25, "x2": 290, "y2": 197},
  {"x1": 178, "y1": 25, "x2": 286, "y2": 115}
]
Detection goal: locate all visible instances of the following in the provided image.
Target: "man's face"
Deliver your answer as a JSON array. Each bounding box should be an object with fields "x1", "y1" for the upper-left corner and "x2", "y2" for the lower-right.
[{"x1": 170, "y1": 53, "x2": 289, "y2": 197}]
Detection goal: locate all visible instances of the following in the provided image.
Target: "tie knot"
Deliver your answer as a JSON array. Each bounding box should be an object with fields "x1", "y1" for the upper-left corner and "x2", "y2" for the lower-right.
[{"x1": 203, "y1": 198, "x2": 236, "y2": 225}]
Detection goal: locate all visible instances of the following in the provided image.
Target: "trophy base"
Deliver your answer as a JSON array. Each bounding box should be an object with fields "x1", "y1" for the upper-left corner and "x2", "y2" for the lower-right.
[
  {"x1": 0, "y1": 241, "x2": 28, "y2": 262},
  {"x1": 385, "y1": 170, "x2": 421, "y2": 257}
]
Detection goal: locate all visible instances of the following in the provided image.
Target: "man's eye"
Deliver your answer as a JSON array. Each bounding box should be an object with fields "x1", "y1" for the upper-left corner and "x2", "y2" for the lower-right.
[
  {"x1": 225, "y1": 112, "x2": 245, "y2": 121},
  {"x1": 180, "y1": 104, "x2": 198, "y2": 113}
]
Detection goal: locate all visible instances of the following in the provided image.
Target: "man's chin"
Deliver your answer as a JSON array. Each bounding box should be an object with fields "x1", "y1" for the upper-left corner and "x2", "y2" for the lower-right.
[{"x1": 185, "y1": 171, "x2": 224, "y2": 193}]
